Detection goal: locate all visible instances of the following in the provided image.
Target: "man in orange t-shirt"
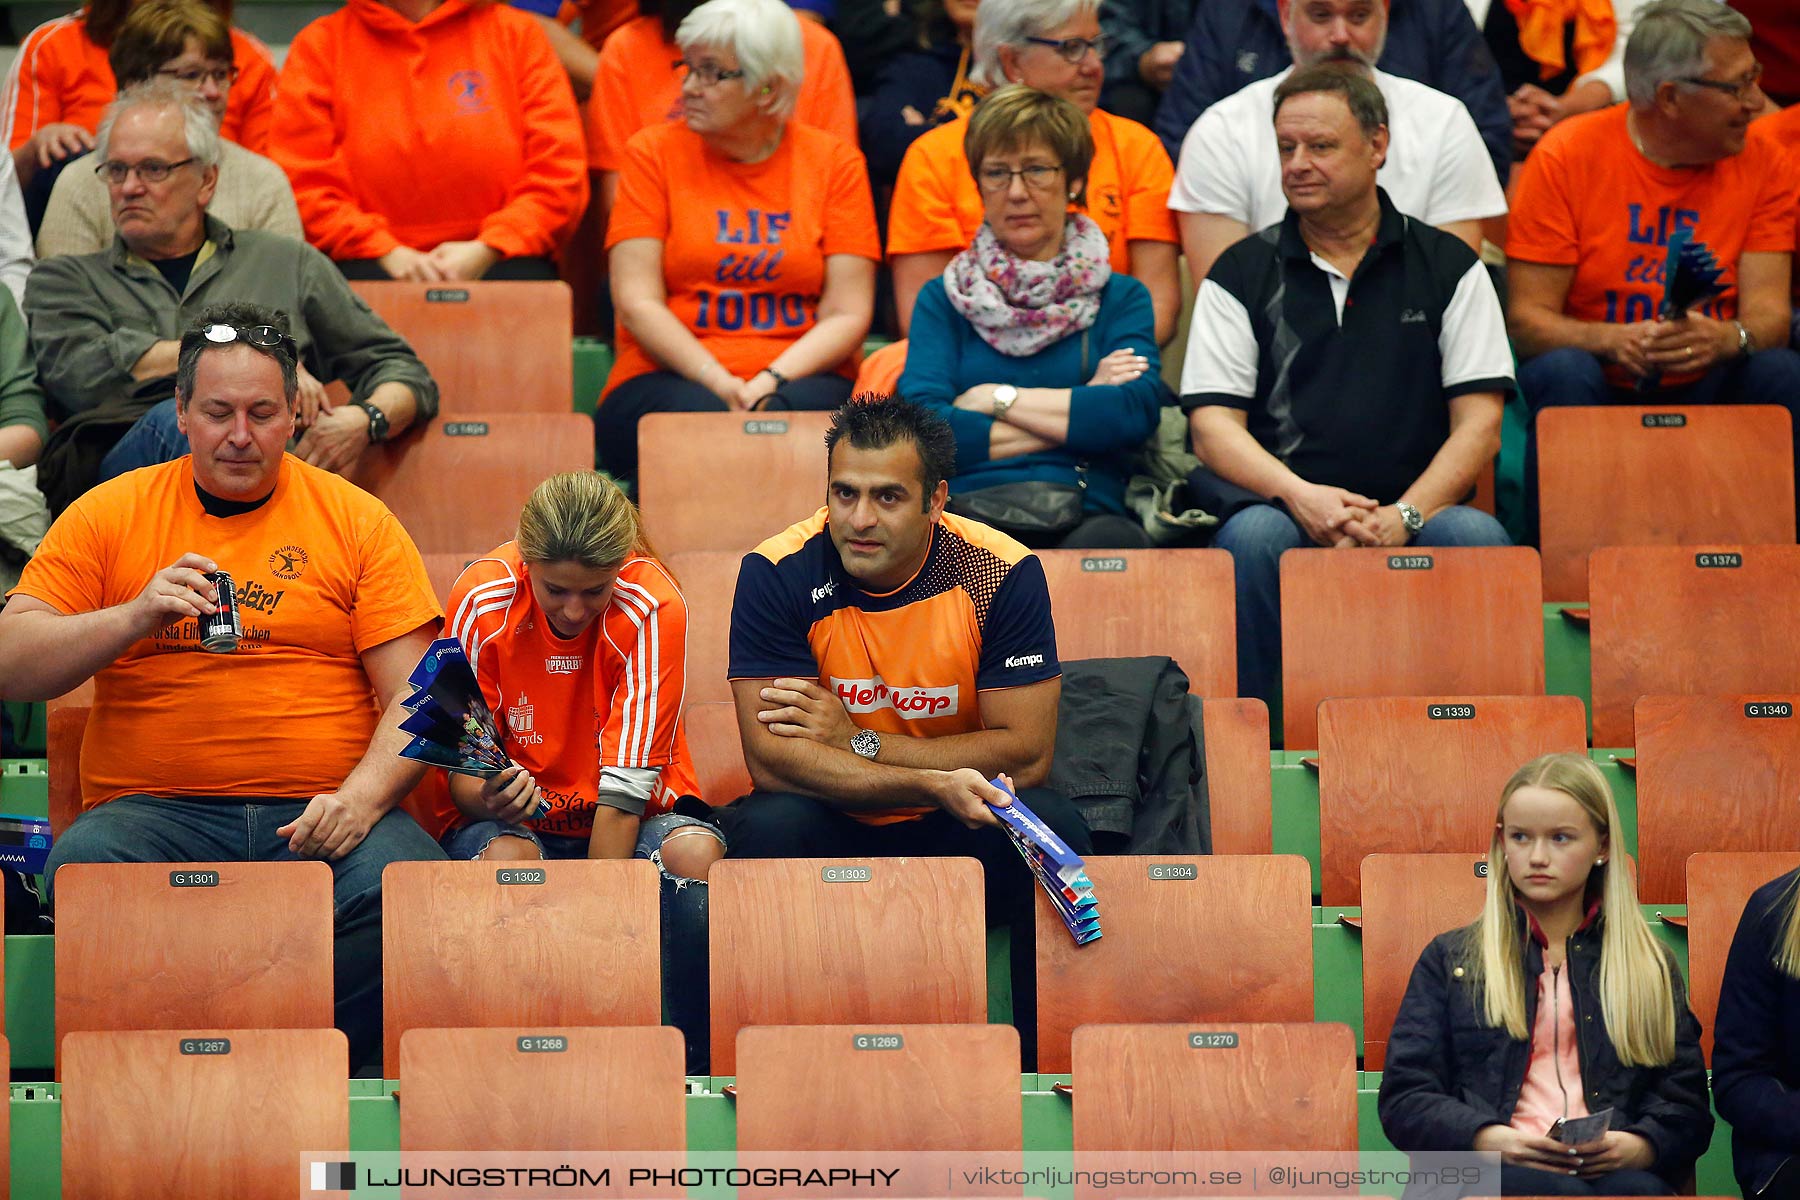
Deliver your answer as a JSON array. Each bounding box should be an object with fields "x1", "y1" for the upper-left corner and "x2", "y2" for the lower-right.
[
  {"x1": 0, "y1": 302, "x2": 446, "y2": 1072},
  {"x1": 1507, "y1": 0, "x2": 1800, "y2": 533},
  {"x1": 885, "y1": 0, "x2": 1180, "y2": 343}
]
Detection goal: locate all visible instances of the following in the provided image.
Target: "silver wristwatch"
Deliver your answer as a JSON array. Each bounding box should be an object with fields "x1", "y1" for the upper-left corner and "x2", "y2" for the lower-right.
[
  {"x1": 991, "y1": 384, "x2": 1018, "y2": 418},
  {"x1": 849, "y1": 728, "x2": 881, "y2": 760},
  {"x1": 1395, "y1": 501, "x2": 1425, "y2": 538}
]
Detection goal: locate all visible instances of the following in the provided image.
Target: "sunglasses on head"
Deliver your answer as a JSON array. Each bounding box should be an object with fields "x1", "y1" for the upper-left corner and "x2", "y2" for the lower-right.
[{"x1": 200, "y1": 323, "x2": 295, "y2": 353}]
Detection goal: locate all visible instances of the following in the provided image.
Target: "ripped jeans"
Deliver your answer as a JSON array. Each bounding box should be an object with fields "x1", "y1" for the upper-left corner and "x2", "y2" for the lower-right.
[{"x1": 438, "y1": 811, "x2": 726, "y2": 1073}]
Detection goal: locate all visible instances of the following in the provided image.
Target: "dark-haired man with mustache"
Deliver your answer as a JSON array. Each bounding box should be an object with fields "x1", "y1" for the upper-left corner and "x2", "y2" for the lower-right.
[{"x1": 1168, "y1": 0, "x2": 1508, "y2": 283}]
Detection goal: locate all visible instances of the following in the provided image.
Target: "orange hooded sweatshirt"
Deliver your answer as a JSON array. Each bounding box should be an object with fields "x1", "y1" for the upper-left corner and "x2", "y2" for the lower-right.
[
  {"x1": 3, "y1": 13, "x2": 277, "y2": 153},
  {"x1": 270, "y1": 0, "x2": 588, "y2": 262}
]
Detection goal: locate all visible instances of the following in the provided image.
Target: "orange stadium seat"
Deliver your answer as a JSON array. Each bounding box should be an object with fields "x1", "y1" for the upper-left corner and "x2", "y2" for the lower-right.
[
  {"x1": 1071, "y1": 1023, "x2": 1357, "y2": 1150},
  {"x1": 1588, "y1": 546, "x2": 1800, "y2": 748},
  {"x1": 54, "y1": 861, "x2": 334, "y2": 1077},
  {"x1": 708, "y1": 857, "x2": 987, "y2": 1075},
  {"x1": 45, "y1": 683, "x2": 91, "y2": 835},
  {"x1": 62, "y1": 1028, "x2": 347, "y2": 1200},
  {"x1": 399, "y1": 1026, "x2": 687, "y2": 1152},
  {"x1": 637, "y1": 411, "x2": 832, "y2": 556},
  {"x1": 1538, "y1": 405, "x2": 1794, "y2": 603},
  {"x1": 1034, "y1": 855, "x2": 1312, "y2": 1073},
  {"x1": 1633, "y1": 696, "x2": 1800, "y2": 904},
  {"x1": 348, "y1": 280, "x2": 574, "y2": 417},
  {"x1": 1685, "y1": 851, "x2": 1800, "y2": 1064},
  {"x1": 1359, "y1": 853, "x2": 1490, "y2": 1070},
  {"x1": 667, "y1": 551, "x2": 741, "y2": 705},
  {"x1": 1315, "y1": 695, "x2": 1588, "y2": 904},
  {"x1": 350, "y1": 413, "x2": 593, "y2": 555},
  {"x1": 734, "y1": 1024, "x2": 1021, "y2": 1151},
  {"x1": 1280, "y1": 547, "x2": 1545, "y2": 750},
  {"x1": 381, "y1": 859, "x2": 661, "y2": 1074},
  {"x1": 683, "y1": 701, "x2": 750, "y2": 805},
  {"x1": 1194, "y1": 697, "x2": 1273, "y2": 855},
  {"x1": 1037, "y1": 548, "x2": 1236, "y2": 696}
]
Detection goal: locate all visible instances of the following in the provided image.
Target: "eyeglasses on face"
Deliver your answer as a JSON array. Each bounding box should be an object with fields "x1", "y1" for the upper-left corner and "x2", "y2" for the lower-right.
[
  {"x1": 975, "y1": 163, "x2": 1065, "y2": 193},
  {"x1": 679, "y1": 60, "x2": 747, "y2": 88},
  {"x1": 1022, "y1": 34, "x2": 1105, "y2": 63},
  {"x1": 95, "y1": 157, "x2": 197, "y2": 185},
  {"x1": 200, "y1": 323, "x2": 296, "y2": 354},
  {"x1": 156, "y1": 64, "x2": 239, "y2": 87},
  {"x1": 1678, "y1": 62, "x2": 1764, "y2": 102}
]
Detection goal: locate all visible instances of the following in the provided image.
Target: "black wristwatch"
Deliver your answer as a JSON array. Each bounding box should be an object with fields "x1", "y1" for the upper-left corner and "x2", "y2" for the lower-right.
[{"x1": 351, "y1": 400, "x2": 390, "y2": 444}]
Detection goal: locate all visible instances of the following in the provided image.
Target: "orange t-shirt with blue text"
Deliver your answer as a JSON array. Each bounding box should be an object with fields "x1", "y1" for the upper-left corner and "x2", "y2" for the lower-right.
[
  {"x1": 6, "y1": 456, "x2": 440, "y2": 808},
  {"x1": 728, "y1": 510, "x2": 1060, "y2": 824},
  {"x1": 885, "y1": 106, "x2": 1179, "y2": 269},
  {"x1": 1507, "y1": 104, "x2": 1799, "y2": 385},
  {"x1": 3, "y1": 14, "x2": 278, "y2": 152},
  {"x1": 603, "y1": 119, "x2": 879, "y2": 398},
  {"x1": 439, "y1": 543, "x2": 699, "y2": 836},
  {"x1": 585, "y1": 13, "x2": 857, "y2": 171}
]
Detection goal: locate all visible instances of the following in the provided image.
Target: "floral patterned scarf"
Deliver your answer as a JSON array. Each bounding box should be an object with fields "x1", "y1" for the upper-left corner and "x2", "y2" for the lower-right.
[{"x1": 941, "y1": 213, "x2": 1111, "y2": 358}]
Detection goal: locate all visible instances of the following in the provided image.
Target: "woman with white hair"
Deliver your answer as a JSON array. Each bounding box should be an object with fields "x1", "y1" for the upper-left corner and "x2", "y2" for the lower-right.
[
  {"x1": 885, "y1": 0, "x2": 1180, "y2": 344},
  {"x1": 596, "y1": 0, "x2": 879, "y2": 482}
]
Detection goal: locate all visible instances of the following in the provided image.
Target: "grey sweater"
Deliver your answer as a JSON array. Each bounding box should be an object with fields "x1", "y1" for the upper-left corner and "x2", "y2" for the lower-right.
[{"x1": 24, "y1": 214, "x2": 437, "y2": 420}]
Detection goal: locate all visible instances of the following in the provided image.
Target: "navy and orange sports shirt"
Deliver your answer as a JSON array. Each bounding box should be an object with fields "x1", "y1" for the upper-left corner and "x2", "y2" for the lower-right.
[{"x1": 729, "y1": 508, "x2": 1061, "y2": 769}]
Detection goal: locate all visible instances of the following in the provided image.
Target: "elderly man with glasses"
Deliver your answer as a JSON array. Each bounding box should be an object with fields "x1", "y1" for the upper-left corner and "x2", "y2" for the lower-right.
[
  {"x1": 1507, "y1": 0, "x2": 1800, "y2": 536},
  {"x1": 0, "y1": 298, "x2": 448, "y2": 1074},
  {"x1": 36, "y1": 0, "x2": 303, "y2": 260},
  {"x1": 22, "y1": 79, "x2": 435, "y2": 514}
]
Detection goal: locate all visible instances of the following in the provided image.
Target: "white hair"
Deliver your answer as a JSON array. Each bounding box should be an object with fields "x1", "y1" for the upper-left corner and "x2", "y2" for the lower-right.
[
  {"x1": 1624, "y1": 0, "x2": 1753, "y2": 107},
  {"x1": 95, "y1": 76, "x2": 221, "y2": 168},
  {"x1": 970, "y1": 0, "x2": 1098, "y2": 88},
  {"x1": 676, "y1": 0, "x2": 805, "y2": 120}
]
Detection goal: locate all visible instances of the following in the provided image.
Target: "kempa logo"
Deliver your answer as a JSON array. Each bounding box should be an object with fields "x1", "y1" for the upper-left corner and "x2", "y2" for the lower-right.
[
  {"x1": 831, "y1": 675, "x2": 959, "y2": 718},
  {"x1": 1400, "y1": 309, "x2": 1429, "y2": 324},
  {"x1": 544, "y1": 655, "x2": 582, "y2": 674},
  {"x1": 1004, "y1": 654, "x2": 1045, "y2": 669},
  {"x1": 811, "y1": 580, "x2": 836, "y2": 604}
]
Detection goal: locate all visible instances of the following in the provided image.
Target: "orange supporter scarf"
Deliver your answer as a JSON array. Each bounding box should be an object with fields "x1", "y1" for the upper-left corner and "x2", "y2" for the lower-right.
[{"x1": 1504, "y1": 0, "x2": 1616, "y2": 82}]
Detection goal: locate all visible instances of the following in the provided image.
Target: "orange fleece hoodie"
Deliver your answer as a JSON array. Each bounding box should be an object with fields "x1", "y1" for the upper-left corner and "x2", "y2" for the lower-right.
[{"x1": 270, "y1": 0, "x2": 588, "y2": 262}]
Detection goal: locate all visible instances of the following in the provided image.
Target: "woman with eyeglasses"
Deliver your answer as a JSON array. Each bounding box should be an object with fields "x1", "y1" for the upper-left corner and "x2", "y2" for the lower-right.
[
  {"x1": 38, "y1": 0, "x2": 302, "y2": 260},
  {"x1": 898, "y1": 86, "x2": 1161, "y2": 550},
  {"x1": 4, "y1": 0, "x2": 277, "y2": 196},
  {"x1": 268, "y1": 0, "x2": 587, "y2": 283},
  {"x1": 594, "y1": 0, "x2": 879, "y2": 482},
  {"x1": 587, "y1": 0, "x2": 856, "y2": 215},
  {"x1": 885, "y1": 0, "x2": 1179, "y2": 345}
]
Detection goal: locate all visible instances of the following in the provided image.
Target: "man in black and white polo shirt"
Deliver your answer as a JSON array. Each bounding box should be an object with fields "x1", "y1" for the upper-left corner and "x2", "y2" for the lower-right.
[
  {"x1": 1167, "y1": 0, "x2": 1507, "y2": 285},
  {"x1": 1181, "y1": 65, "x2": 1514, "y2": 725}
]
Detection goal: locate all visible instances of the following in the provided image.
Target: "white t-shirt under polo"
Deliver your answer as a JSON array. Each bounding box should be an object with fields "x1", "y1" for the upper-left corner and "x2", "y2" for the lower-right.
[{"x1": 1168, "y1": 66, "x2": 1507, "y2": 229}]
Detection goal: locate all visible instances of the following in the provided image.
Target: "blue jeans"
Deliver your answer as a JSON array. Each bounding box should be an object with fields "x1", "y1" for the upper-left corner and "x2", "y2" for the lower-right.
[
  {"x1": 1213, "y1": 503, "x2": 1511, "y2": 740},
  {"x1": 439, "y1": 810, "x2": 727, "y2": 1074},
  {"x1": 1518, "y1": 345, "x2": 1800, "y2": 542},
  {"x1": 44, "y1": 794, "x2": 447, "y2": 1074},
  {"x1": 98, "y1": 398, "x2": 188, "y2": 484}
]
